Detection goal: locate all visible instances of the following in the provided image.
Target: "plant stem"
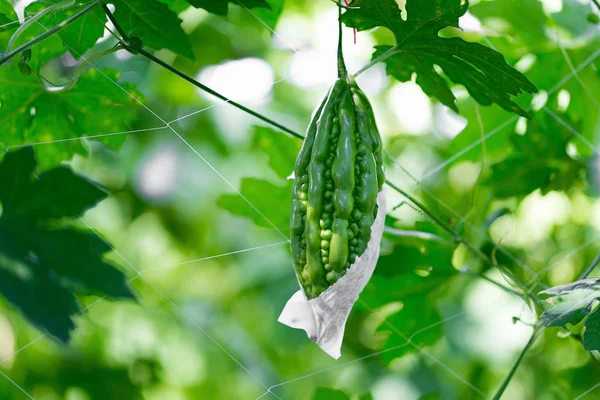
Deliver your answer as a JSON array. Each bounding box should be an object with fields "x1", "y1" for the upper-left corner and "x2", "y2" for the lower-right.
[
  {"x1": 578, "y1": 252, "x2": 600, "y2": 280},
  {"x1": 384, "y1": 226, "x2": 454, "y2": 245},
  {"x1": 102, "y1": 5, "x2": 534, "y2": 305},
  {"x1": 102, "y1": 4, "x2": 129, "y2": 40},
  {"x1": 336, "y1": 1, "x2": 347, "y2": 78},
  {"x1": 460, "y1": 270, "x2": 530, "y2": 302},
  {"x1": 492, "y1": 323, "x2": 543, "y2": 400},
  {"x1": 385, "y1": 179, "x2": 541, "y2": 307},
  {"x1": 136, "y1": 46, "x2": 303, "y2": 139},
  {"x1": 592, "y1": 0, "x2": 600, "y2": 11},
  {"x1": 102, "y1": 6, "x2": 303, "y2": 139},
  {"x1": 0, "y1": 0, "x2": 105, "y2": 67},
  {"x1": 352, "y1": 44, "x2": 399, "y2": 77}
]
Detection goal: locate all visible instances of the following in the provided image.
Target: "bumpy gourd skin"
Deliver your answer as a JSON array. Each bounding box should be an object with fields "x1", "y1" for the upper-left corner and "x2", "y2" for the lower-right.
[{"x1": 290, "y1": 76, "x2": 385, "y2": 299}]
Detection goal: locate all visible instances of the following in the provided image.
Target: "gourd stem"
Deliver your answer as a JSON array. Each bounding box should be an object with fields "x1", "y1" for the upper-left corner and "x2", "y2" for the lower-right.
[
  {"x1": 492, "y1": 323, "x2": 543, "y2": 400},
  {"x1": 337, "y1": 1, "x2": 347, "y2": 78},
  {"x1": 0, "y1": 0, "x2": 106, "y2": 67}
]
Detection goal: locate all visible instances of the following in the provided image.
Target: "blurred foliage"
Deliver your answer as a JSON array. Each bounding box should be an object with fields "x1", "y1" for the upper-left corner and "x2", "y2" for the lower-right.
[
  {"x1": 0, "y1": 147, "x2": 135, "y2": 342},
  {"x1": 1, "y1": 0, "x2": 600, "y2": 399}
]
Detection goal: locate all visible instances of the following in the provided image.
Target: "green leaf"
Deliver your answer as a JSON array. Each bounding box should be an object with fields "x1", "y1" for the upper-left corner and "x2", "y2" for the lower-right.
[
  {"x1": 0, "y1": 67, "x2": 141, "y2": 168},
  {"x1": 470, "y1": 0, "x2": 548, "y2": 53},
  {"x1": 0, "y1": 265, "x2": 78, "y2": 343},
  {"x1": 112, "y1": 0, "x2": 194, "y2": 59},
  {"x1": 0, "y1": 147, "x2": 136, "y2": 342},
  {"x1": 33, "y1": 229, "x2": 135, "y2": 298},
  {"x1": 217, "y1": 177, "x2": 292, "y2": 234},
  {"x1": 0, "y1": 146, "x2": 36, "y2": 212},
  {"x1": 485, "y1": 112, "x2": 585, "y2": 198},
  {"x1": 540, "y1": 278, "x2": 600, "y2": 351},
  {"x1": 356, "y1": 228, "x2": 457, "y2": 362},
  {"x1": 187, "y1": 0, "x2": 271, "y2": 16},
  {"x1": 312, "y1": 388, "x2": 350, "y2": 400},
  {"x1": 25, "y1": 1, "x2": 106, "y2": 58},
  {"x1": 341, "y1": 0, "x2": 537, "y2": 117},
  {"x1": 21, "y1": 166, "x2": 107, "y2": 219},
  {"x1": 251, "y1": 125, "x2": 299, "y2": 179},
  {"x1": 0, "y1": 1, "x2": 17, "y2": 49},
  {"x1": 6, "y1": 2, "x2": 67, "y2": 68},
  {"x1": 0, "y1": 0, "x2": 16, "y2": 20},
  {"x1": 253, "y1": 0, "x2": 285, "y2": 31}
]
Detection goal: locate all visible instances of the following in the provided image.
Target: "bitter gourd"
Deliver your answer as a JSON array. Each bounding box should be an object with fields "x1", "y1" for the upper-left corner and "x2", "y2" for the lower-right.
[{"x1": 290, "y1": 76, "x2": 385, "y2": 299}]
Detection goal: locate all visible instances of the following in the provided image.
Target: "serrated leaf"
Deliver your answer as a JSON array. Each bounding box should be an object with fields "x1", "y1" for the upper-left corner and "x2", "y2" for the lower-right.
[
  {"x1": 0, "y1": 146, "x2": 36, "y2": 212},
  {"x1": 217, "y1": 177, "x2": 292, "y2": 234},
  {"x1": 0, "y1": 147, "x2": 136, "y2": 342},
  {"x1": 21, "y1": 166, "x2": 107, "y2": 219},
  {"x1": 251, "y1": 125, "x2": 299, "y2": 179},
  {"x1": 6, "y1": 2, "x2": 67, "y2": 68},
  {"x1": 33, "y1": 229, "x2": 135, "y2": 298},
  {"x1": 540, "y1": 278, "x2": 600, "y2": 350},
  {"x1": 187, "y1": 0, "x2": 271, "y2": 16},
  {"x1": 25, "y1": 1, "x2": 106, "y2": 58},
  {"x1": 312, "y1": 388, "x2": 350, "y2": 400},
  {"x1": 0, "y1": 67, "x2": 141, "y2": 168},
  {"x1": 0, "y1": 266, "x2": 78, "y2": 342},
  {"x1": 341, "y1": 0, "x2": 537, "y2": 116},
  {"x1": 112, "y1": 0, "x2": 194, "y2": 59}
]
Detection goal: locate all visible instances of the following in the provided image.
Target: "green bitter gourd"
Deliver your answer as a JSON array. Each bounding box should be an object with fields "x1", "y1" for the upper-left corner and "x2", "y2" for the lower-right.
[{"x1": 290, "y1": 75, "x2": 385, "y2": 299}]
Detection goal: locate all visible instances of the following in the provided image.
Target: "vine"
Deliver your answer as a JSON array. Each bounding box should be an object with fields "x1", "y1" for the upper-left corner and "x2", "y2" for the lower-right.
[{"x1": 1, "y1": 0, "x2": 600, "y2": 398}]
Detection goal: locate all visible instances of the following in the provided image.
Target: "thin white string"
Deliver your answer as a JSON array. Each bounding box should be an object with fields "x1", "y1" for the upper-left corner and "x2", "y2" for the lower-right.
[
  {"x1": 268, "y1": 311, "x2": 467, "y2": 392},
  {"x1": 385, "y1": 152, "x2": 538, "y2": 278},
  {"x1": 419, "y1": 116, "x2": 518, "y2": 182},
  {"x1": 2, "y1": 14, "x2": 297, "y2": 398},
  {"x1": 525, "y1": 233, "x2": 600, "y2": 289},
  {"x1": 0, "y1": 271, "x2": 140, "y2": 369},
  {"x1": 575, "y1": 381, "x2": 600, "y2": 400},
  {"x1": 167, "y1": 75, "x2": 291, "y2": 126},
  {"x1": 4, "y1": 75, "x2": 292, "y2": 150},
  {"x1": 76, "y1": 218, "x2": 280, "y2": 397},
  {"x1": 236, "y1": 0, "x2": 300, "y2": 54},
  {"x1": 254, "y1": 390, "x2": 271, "y2": 400},
  {"x1": 5, "y1": 7, "x2": 597, "y2": 400},
  {"x1": 360, "y1": 301, "x2": 488, "y2": 398},
  {"x1": 6, "y1": 127, "x2": 166, "y2": 149},
  {"x1": 544, "y1": 107, "x2": 600, "y2": 155},
  {"x1": 139, "y1": 240, "x2": 289, "y2": 273},
  {"x1": 0, "y1": 19, "x2": 21, "y2": 29},
  {"x1": 418, "y1": 48, "x2": 600, "y2": 182},
  {"x1": 0, "y1": 335, "x2": 44, "y2": 366},
  {"x1": 0, "y1": 369, "x2": 35, "y2": 400},
  {"x1": 65, "y1": 47, "x2": 290, "y2": 241},
  {"x1": 558, "y1": 41, "x2": 600, "y2": 109}
]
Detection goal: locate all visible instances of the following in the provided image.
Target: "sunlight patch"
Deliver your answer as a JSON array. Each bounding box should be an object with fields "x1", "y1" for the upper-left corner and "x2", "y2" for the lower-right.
[{"x1": 197, "y1": 58, "x2": 275, "y2": 106}]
